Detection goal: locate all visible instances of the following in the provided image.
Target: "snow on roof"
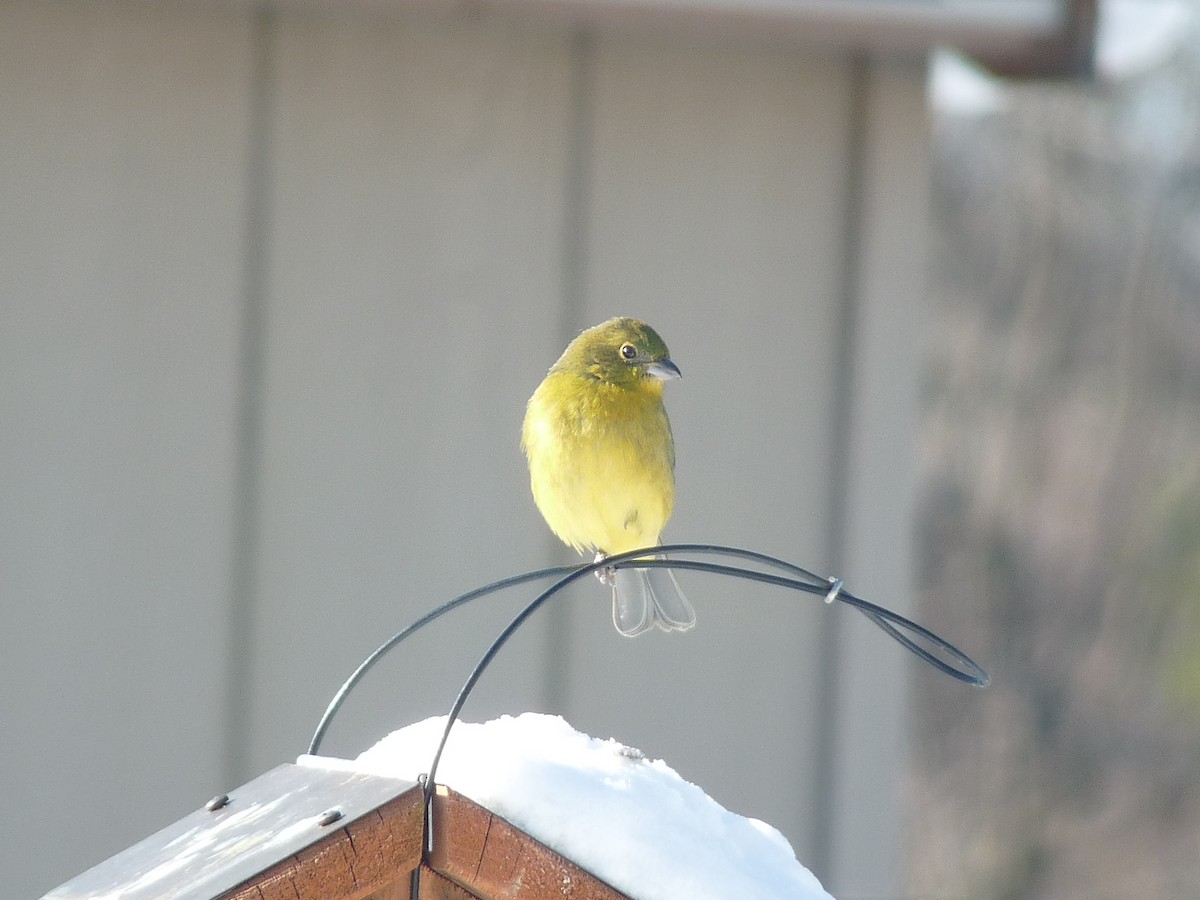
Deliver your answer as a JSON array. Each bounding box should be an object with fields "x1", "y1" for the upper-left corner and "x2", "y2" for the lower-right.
[{"x1": 299, "y1": 712, "x2": 833, "y2": 900}]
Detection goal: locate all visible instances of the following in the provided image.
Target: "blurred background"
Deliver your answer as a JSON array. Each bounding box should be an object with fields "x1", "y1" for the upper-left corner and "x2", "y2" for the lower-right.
[
  {"x1": 912, "y1": 6, "x2": 1200, "y2": 898},
  {"x1": 4, "y1": 1, "x2": 1198, "y2": 898}
]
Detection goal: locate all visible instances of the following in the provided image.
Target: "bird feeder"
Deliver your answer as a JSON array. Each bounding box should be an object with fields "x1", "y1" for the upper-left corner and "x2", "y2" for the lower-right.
[{"x1": 45, "y1": 761, "x2": 625, "y2": 899}]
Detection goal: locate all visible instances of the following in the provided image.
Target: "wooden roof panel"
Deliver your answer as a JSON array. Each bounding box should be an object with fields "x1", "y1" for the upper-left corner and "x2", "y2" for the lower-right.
[
  {"x1": 45, "y1": 767, "x2": 628, "y2": 899},
  {"x1": 44, "y1": 765, "x2": 420, "y2": 900}
]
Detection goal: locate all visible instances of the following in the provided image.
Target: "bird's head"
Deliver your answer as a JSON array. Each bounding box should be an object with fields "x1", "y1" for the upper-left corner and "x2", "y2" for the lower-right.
[{"x1": 556, "y1": 317, "x2": 681, "y2": 392}]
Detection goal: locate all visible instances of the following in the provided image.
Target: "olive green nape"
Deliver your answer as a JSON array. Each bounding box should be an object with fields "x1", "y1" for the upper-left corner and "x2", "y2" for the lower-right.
[{"x1": 551, "y1": 317, "x2": 673, "y2": 386}]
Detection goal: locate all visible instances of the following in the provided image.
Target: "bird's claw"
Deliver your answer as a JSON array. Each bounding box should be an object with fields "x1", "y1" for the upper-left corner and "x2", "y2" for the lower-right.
[{"x1": 594, "y1": 552, "x2": 616, "y2": 586}]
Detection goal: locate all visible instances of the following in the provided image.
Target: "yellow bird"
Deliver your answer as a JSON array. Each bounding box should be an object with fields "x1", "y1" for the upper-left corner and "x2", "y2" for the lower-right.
[{"x1": 522, "y1": 317, "x2": 695, "y2": 636}]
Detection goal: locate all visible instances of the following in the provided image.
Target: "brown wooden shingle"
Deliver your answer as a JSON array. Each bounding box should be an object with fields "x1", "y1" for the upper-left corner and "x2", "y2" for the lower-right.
[
  {"x1": 428, "y1": 786, "x2": 628, "y2": 899},
  {"x1": 221, "y1": 784, "x2": 425, "y2": 899}
]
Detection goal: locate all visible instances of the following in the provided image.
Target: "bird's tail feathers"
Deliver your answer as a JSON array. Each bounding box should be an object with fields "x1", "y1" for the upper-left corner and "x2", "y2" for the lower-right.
[{"x1": 612, "y1": 560, "x2": 695, "y2": 637}]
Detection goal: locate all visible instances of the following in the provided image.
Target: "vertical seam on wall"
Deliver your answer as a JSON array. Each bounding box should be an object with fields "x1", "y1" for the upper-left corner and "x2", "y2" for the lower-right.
[
  {"x1": 225, "y1": 3, "x2": 275, "y2": 786},
  {"x1": 810, "y1": 54, "x2": 869, "y2": 886},
  {"x1": 561, "y1": 28, "x2": 594, "y2": 342},
  {"x1": 543, "y1": 28, "x2": 595, "y2": 714}
]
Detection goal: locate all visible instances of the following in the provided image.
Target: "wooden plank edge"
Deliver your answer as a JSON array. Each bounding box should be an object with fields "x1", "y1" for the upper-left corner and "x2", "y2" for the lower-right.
[{"x1": 427, "y1": 786, "x2": 629, "y2": 899}]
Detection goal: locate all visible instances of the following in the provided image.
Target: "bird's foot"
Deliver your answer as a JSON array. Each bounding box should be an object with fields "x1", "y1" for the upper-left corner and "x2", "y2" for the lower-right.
[{"x1": 593, "y1": 551, "x2": 616, "y2": 586}]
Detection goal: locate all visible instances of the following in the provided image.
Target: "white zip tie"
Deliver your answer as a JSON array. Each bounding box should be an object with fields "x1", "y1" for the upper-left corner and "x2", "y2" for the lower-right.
[{"x1": 824, "y1": 577, "x2": 844, "y2": 604}]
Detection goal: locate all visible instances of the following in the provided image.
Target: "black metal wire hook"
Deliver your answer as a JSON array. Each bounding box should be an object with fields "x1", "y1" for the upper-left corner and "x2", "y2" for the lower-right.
[
  {"x1": 415, "y1": 545, "x2": 989, "y2": 800},
  {"x1": 303, "y1": 542, "x2": 989, "y2": 865},
  {"x1": 305, "y1": 563, "x2": 577, "y2": 757},
  {"x1": 307, "y1": 543, "x2": 988, "y2": 762}
]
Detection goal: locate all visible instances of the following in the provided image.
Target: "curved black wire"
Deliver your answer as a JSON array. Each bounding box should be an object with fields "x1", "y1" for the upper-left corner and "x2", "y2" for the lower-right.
[
  {"x1": 306, "y1": 564, "x2": 576, "y2": 756},
  {"x1": 637, "y1": 555, "x2": 988, "y2": 685},
  {"x1": 418, "y1": 545, "x2": 989, "y2": 796},
  {"x1": 307, "y1": 543, "x2": 989, "y2": 772},
  {"x1": 422, "y1": 562, "x2": 600, "y2": 802}
]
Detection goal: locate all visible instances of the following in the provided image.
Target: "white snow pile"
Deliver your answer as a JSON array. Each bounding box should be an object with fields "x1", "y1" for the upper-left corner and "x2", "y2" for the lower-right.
[{"x1": 300, "y1": 712, "x2": 833, "y2": 900}]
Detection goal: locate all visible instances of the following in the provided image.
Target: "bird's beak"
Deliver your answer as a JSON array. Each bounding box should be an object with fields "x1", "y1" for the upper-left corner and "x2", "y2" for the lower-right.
[{"x1": 645, "y1": 358, "x2": 682, "y2": 381}]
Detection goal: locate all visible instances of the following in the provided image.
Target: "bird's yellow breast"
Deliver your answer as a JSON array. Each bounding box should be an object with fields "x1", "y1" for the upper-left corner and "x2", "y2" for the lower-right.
[{"x1": 522, "y1": 371, "x2": 675, "y2": 557}]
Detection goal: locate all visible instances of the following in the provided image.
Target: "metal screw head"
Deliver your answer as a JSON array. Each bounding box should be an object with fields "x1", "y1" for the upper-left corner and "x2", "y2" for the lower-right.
[
  {"x1": 205, "y1": 794, "x2": 231, "y2": 812},
  {"x1": 317, "y1": 808, "x2": 343, "y2": 827}
]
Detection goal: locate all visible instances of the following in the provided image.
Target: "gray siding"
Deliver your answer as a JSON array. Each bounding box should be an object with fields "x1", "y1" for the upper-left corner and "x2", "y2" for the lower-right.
[{"x1": 0, "y1": 3, "x2": 928, "y2": 897}]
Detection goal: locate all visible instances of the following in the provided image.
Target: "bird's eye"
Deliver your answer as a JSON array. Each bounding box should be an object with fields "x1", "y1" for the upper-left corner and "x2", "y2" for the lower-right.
[{"x1": 620, "y1": 343, "x2": 637, "y2": 360}]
